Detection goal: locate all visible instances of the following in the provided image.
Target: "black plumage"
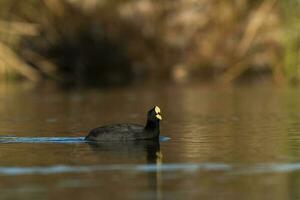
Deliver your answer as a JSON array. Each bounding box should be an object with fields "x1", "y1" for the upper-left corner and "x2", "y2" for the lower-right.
[{"x1": 85, "y1": 106, "x2": 162, "y2": 141}]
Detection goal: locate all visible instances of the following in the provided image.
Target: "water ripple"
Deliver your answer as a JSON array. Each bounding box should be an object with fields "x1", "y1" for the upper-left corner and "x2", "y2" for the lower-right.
[
  {"x1": 1, "y1": 162, "x2": 300, "y2": 176},
  {"x1": 0, "y1": 136, "x2": 170, "y2": 143},
  {"x1": 0, "y1": 137, "x2": 86, "y2": 143},
  {"x1": 0, "y1": 163, "x2": 231, "y2": 175}
]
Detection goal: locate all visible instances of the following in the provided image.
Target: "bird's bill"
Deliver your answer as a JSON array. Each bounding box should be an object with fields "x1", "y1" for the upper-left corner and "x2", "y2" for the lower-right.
[{"x1": 156, "y1": 114, "x2": 162, "y2": 120}]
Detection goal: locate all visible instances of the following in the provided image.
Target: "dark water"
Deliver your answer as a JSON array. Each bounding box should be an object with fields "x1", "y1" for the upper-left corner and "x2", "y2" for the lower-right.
[{"x1": 1, "y1": 83, "x2": 300, "y2": 199}]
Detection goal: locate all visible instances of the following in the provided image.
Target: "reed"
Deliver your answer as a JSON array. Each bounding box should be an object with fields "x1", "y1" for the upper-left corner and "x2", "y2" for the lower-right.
[
  {"x1": 281, "y1": 0, "x2": 300, "y2": 84},
  {"x1": 0, "y1": 0, "x2": 297, "y2": 86}
]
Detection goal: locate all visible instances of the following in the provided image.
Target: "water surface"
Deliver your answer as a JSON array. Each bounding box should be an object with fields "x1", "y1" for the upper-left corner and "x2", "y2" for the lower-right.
[{"x1": 1, "y1": 83, "x2": 300, "y2": 199}]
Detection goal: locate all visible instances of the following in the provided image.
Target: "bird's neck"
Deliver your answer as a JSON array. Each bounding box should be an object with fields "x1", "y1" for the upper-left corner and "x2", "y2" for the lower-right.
[{"x1": 145, "y1": 120, "x2": 160, "y2": 132}]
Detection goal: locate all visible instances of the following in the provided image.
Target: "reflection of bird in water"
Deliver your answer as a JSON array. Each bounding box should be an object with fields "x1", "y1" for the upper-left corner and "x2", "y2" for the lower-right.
[
  {"x1": 87, "y1": 139, "x2": 161, "y2": 164},
  {"x1": 85, "y1": 106, "x2": 162, "y2": 141},
  {"x1": 87, "y1": 140, "x2": 163, "y2": 200}
]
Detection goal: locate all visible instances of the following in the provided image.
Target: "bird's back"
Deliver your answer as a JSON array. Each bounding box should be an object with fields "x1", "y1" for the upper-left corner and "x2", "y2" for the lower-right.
[{"x1": 85, "y1": 123, "x2": 145, "y2": 141}]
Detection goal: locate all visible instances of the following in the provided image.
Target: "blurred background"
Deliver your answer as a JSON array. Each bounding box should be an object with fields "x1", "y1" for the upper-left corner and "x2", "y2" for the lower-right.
[
  {"x1": 2, "y1": 1, "x2": 300, "y2": 199},
  {"x1": 0, "y1": 0, "x2": 298, "y2": 87}
]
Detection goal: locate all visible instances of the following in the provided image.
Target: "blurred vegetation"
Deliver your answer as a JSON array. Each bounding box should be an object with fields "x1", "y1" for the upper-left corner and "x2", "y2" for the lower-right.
[
  {"x1": 281, "y1": 0, "x2": 300, "y2": 84},
  {"x1": 0, "y1": 0, "x2": 298, "y2": 86}
]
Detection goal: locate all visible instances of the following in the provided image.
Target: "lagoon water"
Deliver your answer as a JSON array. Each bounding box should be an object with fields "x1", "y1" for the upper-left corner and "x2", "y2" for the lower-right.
[{"x1": 1, "y1": 83, "x2": 300, "y2": 199}]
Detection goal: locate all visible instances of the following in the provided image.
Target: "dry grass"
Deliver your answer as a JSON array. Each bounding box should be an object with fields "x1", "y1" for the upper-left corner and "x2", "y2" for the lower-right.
[{"x1": 0, "y1": 0, "x2": 295, "y2": 86}]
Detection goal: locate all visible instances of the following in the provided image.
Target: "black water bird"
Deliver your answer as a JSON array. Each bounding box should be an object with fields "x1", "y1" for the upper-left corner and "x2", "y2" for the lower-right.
[{"x1": 85, "y1": 106, "x2": 162, "y2": 141}]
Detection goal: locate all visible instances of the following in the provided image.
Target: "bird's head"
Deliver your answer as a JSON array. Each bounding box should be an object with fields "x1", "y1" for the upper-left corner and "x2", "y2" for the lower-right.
[{"x1": 148, "y1": 106, "x2": 162, "y2": 121}]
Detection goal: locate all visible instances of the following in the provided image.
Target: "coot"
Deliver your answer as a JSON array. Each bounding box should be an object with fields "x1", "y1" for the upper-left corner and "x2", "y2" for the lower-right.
[{"x1": 85, "y1": 106, "x2": 162, "y2": 141}]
